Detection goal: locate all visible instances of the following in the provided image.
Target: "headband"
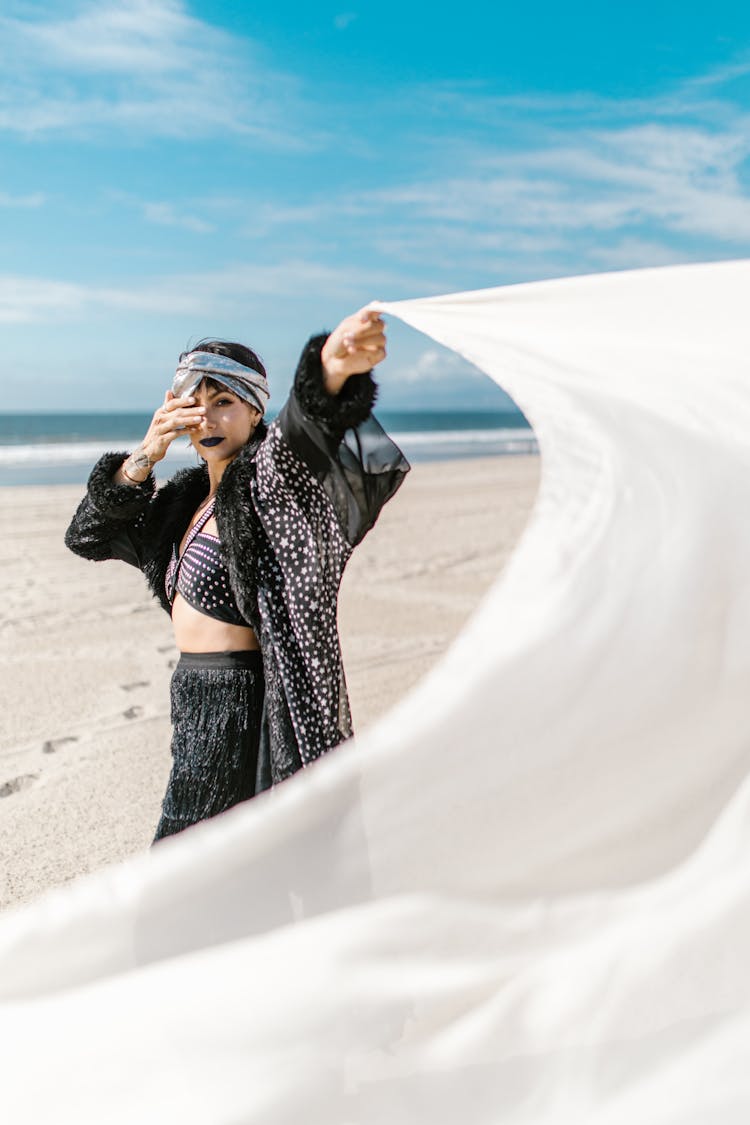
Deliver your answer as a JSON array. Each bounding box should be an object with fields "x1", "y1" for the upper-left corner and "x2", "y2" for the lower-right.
[{"x1": 173, "y1": 351, "x2": 270, "y2": 415}]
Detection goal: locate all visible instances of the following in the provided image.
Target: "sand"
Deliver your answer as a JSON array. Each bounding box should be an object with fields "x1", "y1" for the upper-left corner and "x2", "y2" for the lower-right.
[{"x1": 0, "y1": 455, "x2": 539, "y2": 910}]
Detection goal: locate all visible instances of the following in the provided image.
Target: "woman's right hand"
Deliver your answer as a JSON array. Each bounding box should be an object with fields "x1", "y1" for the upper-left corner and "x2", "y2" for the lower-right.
[
  {"x1": 117, "y1": 392, "x2": 206, "y2": 485},
  {"x1": 139, "y1": 391, "x2": 207, "y2": 464}
]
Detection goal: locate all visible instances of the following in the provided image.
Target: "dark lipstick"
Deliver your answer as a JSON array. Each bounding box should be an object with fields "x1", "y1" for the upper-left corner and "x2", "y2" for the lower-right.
[{"x1": 200, "y1": 437, "x2": 225, "y2": 448}]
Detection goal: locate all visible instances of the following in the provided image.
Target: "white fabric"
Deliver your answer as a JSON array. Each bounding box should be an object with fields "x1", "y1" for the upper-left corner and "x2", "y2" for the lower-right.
[{"x1": 2, "y1": 260, "x2": 750, "y2": 1123}]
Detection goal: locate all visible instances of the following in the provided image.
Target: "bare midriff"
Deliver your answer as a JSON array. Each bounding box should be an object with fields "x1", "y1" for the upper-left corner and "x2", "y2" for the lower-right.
[{"x1": 171, "y1": 592, "x2": 260, "y2": 653}]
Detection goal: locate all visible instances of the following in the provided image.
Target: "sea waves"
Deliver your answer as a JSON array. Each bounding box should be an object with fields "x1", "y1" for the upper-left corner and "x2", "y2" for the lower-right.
[{"x1": 0, "y1": 426, "x2": 537, "y2": 485}]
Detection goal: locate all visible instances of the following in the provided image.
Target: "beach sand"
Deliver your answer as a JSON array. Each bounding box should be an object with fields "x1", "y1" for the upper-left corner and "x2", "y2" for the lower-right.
[{"x1": 0, "y1": 455, "x2": 539, "y2": 910}]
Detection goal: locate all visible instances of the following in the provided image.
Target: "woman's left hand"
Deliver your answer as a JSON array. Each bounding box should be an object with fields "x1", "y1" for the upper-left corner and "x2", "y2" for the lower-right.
[{"x1": 321, "y1": 308, "x2": 387, "y2": 395}]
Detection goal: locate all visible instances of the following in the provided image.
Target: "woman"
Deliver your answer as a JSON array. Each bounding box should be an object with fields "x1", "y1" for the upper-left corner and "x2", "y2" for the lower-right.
[{"x1": 65, "y1": 310, "x2": 409, "y2": 842}]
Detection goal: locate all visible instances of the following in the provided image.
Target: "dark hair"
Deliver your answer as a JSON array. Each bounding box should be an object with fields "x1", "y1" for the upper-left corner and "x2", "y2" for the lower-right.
[{"x1": 182, "y1": 337, "x2": 268, "y2": 441}]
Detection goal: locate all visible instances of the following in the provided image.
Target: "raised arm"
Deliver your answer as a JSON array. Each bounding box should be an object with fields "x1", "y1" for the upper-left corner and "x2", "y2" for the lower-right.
[
  {"x1": 278, "y1": 309, "x2": 386, "y2": 458},
  {"x1": 320, "y1": 308, "x2": 387, "y2": 396},
  {"x1": 64, "y1": 392, "x2": 205, "y2": 566},
  {"x1": 275, "y1": 309, "x2": 409, "y2": 546}
]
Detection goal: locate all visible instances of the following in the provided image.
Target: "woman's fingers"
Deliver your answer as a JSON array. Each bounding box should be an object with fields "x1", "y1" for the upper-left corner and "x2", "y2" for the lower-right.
[
  {"x1": 321, "y1": 309, "x2": 387, "y2": 390},
  {"x1": 159, "y1": 407, "x2": 205, "y2": 432},
  {"x1": 142, "y1": 400, "x2": 205, "y2": 459},
  {"x1": 156, "y1": 398, "x2": 205, "y2": 426},
  {"x1": 346, "y1": 313, "x2": 384, "y2": 337},
  {"x1": 163, "y1": 393, "x2": 197, "y2": 412},
  {"x1": 338, "y1": 309, "x2": 384, "y2": 339},
  {"x1": 347, "y1": 337, "x2": 386, "y2": 354},
  {"x1": 342, "y1": 337, "x2": 387, "y2": 361},
  {"x1": 341, "y1": 324, "x2": 386, "y2": 362}
]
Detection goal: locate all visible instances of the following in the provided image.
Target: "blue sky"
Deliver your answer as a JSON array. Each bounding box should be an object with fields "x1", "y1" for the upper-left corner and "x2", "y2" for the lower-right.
[{"x1": 1, "y1": 0, "x2": 749, "y2": 411}]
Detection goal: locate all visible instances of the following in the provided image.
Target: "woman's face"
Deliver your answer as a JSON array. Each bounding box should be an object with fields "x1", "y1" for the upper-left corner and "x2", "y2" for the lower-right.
[{"x1": 187, "y1": 380, "x2": 261, "y2": 463}]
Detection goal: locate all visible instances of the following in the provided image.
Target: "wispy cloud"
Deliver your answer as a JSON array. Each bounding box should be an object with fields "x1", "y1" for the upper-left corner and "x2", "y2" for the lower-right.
[
  {"x1": 360, "y1": 123, "x2": 750, "y2": 247},
  {"x1": 3, "y1": 21, "x2": 749, "y2": 327},
  {"x1": 0, "y1": 0, "x2": 310, "y2": 146},
  {"x1": 0, "y1": 259, "x2": 438, "y2": 324},
  {"x1": 400, "y1": 69, "x2": 750, "y2": 264},
  {"x1": 0, "y1": 276, "x2": 86, "y2": 323},
  {"x1": 682, "y1": 53, "x2": 750, "y2": 92},
  {"x1": 106, "y1": 189, "x2": 217, "y2": 235},
  {"x1": 142, "y1": 202, "x2": 214, "y2": 234},
  {"x1": 0, "y1": 190, "x2": 45, "y2": 207},
  {"x1": 399, "y1": 348, "x2": 486, "y2": 385},
  {"x1": 230, "y1": 70, "x2": 750, "y2": 278}
]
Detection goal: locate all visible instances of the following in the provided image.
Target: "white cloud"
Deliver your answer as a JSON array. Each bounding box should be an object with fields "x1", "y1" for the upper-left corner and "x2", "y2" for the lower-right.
[
  {"x1": 0, "y1": 259, "x2": 434, "y2": 324},
  {"x1": 11, "y1": 0, "x2": 198, "y2": 74},
  {"x1": 0, "y1": 190, "x2": 44, "y2": 207},
  {"x1": 379, "y1": 346, "x2": 520, "y2": 411},
  {"x1": 0, "y1": 276, "x2": 86, "y2": 323},
  {"x1": 584, "y1": 238, "x2": 696, "y2": 271},
  {"x1": 399, "y1": 348, "x2": 486, "y2": 385},
  {"x1": 0, "y1": 0, "x2": 310, "y2": 145},
  {"x1": 489, "y1": 123, "x2": 750, "y2": 240},
  {"x1": 2, "y1": 22, "x2": 748, "y2": 310},
  {"x1": 227, "y1": 57, "x2": 750, "y2": 276},
  {"x1": 333, "y1": 13, "x2": 357, "y2": 31},
  {"x1": 201, "y1": 71, "x2": 750, "y2": 282},
  {"x1": 360, "y1": 119, "x2": 750, "y2": 246},
  {"x1": 142, "y1": 202, "x2": 214, "y2": 234},
  {"x1": 682, "y1": 54, "x2": 750, "y2": 92}
]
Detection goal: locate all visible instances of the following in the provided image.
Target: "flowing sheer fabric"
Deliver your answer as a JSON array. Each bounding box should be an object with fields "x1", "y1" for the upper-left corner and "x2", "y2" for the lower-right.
[{"x1": 2, "y1": 260, "x2": 750, "y2": 1123}]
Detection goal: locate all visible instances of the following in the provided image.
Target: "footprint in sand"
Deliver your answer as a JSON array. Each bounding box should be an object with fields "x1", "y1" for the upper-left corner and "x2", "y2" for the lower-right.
[
  {"x1": 167, "y1": 659, "x2": 177, "y2": 669},
  {"x1": 123, "y1": 705, "x2": 144, "y2": 720},
  {"x1": 157, "y1": 644, "x2": 174, "y2": 653},
  {"x1": 121, "y1": 680, "x2": 150, "y2": 692},
  {"x1": 0, "y1": 774, "x2": 38, "y2": 798},
  {"x1": 42, "y1": 735, "x2": 79, "y2": 755}
]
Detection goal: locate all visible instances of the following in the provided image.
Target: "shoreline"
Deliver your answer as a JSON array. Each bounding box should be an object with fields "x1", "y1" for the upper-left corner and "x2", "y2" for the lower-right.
[
  {"x1": 0, "y1": 454, "x2": 540, "y2": 910},
  {"x1": 0, "y1": 443, "x2": 539, "y2": 488}
]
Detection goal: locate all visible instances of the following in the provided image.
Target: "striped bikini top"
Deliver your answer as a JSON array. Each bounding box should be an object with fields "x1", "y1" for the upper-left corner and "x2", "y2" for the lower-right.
[{"x1": 165, "y1": 499, "x2": 248, "y2": 627}]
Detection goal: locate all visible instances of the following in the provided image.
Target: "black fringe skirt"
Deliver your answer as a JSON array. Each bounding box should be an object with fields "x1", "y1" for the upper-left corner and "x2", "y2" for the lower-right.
[{"x1": 153, "y1": 650, "x2": 265, "y2": 843}]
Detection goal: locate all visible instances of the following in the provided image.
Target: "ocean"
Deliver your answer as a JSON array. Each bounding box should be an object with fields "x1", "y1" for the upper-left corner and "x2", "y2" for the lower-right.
[{"x1": 0, "y1": 410, "x2": 537, "y2": 487}]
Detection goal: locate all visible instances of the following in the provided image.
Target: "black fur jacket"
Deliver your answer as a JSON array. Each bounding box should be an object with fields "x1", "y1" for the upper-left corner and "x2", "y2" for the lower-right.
[{"x1": 65, "y1": 334, "x2": 410, "y2": 788}]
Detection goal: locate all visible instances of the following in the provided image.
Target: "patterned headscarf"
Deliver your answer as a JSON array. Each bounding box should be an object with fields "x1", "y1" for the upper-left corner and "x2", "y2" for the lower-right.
[{"x1": 173, "y1": 351, "x2": 270, "y2": 415}]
